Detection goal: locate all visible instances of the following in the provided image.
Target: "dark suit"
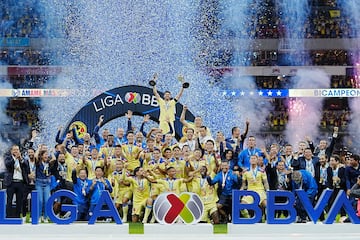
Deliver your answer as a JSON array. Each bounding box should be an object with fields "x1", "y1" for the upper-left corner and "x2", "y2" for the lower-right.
[
  {"x1": 4, "y1": 155, "x2": 29, "y2": 218},
  {"x1": 266, "y1": 164, "x2": 292, "y2": 191},
  {"x1": 309, "y1": 135, "x2": 337, "y2": 160},
  {"x1": 265, "y1": 164, "x2": 292, "y2": 218},
  {"x1": 282, "y1": 155, "x2": 300, "y2": 170},
  {"x1": 327, "y1": 166, "x2": 346, "y2": 190},
  {"x1": 22, "y1": 158, "x2": 36, "y2": 216},
  {"x1": 297, "y1": 156, "x2": 320, "y2": 179},
  {"x1": 326, "y1": 166, "x2": 346, "y2": 216}
]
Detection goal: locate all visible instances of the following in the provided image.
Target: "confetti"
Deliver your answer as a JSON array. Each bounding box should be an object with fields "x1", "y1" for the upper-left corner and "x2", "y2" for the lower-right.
[{"x1": 34, "y1": 0, "x2": 241, "y2": 146}]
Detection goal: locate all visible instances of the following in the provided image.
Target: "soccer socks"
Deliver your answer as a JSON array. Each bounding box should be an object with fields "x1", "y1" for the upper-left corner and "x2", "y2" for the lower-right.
[
  {"x1": 143, "y1": 205, "x2": 152, "y2": 223},
  {"x1": 150, "y1": 212, "x2": 156, "y2": 223},
  {"x1": 122, "y1": 204, "x2": 128, "y2": 223}
]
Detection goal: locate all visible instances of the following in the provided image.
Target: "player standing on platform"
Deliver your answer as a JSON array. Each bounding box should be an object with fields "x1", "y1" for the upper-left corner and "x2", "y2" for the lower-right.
[{"x1": 151, "y1": 73, "x2": 187, "y2": 136}]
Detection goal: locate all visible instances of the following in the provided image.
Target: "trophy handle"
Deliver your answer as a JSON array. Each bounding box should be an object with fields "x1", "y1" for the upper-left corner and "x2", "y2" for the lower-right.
[
  {"x1": 178, "y1": 74, "x2": 190, "y2": 88},
  {"x1": 149, "y1": 73, "x2": 158, "y2": 86}
]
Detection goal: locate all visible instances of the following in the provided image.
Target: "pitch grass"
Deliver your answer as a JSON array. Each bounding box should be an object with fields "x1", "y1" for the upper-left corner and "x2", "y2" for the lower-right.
[
  {"x1": 129, "y1": 222, "x2": 144, "y2": 234},
  {"x1": 213, "y1": 224, "x2": 228, "y2": 234},
  {"x1": 128, "y1": 222, "x2": 227, "y2": 234}
]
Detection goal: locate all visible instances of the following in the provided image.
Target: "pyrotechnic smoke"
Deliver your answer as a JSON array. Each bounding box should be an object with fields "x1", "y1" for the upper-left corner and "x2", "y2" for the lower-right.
[
  {"x1": 276, "y1": 0, "x2": 311, "y2": 65},
  {"x1": 219, "y1": 0, "x2": 273, "y2": 140},
  {"x1": 285, "y1": 69, "x2": 330, "y2": 146},
  {"x1": 337, "y1": 0, "x2": 360, "y2": 152}
]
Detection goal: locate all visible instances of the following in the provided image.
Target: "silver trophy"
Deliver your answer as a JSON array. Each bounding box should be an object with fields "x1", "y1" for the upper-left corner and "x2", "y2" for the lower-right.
[
  {"x1": 178, "y1": 74, "x2": 190, "y2": 88},
  {"x1": 149, "y1": 73, "x2": 158, "y2": 86}
]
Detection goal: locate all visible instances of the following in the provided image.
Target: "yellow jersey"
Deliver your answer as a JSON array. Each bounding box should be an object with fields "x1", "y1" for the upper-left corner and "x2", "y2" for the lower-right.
[
  {"x1": 76, "y1": 158, "x2": 104, "y2": 179},
  {"x1": 203, "y1": 153, "x2": 220, "y2": 177},
  {"x1": 122, "y1": 144, "x2": 141, "y2": 171},
  {"x1": 156, "y1": 178, "x2": 184, "y2": 195},
  {"x1": 125, "y1": 176, "x2": 151, "y2": 203},
  {"x1": 191, "y1": 177, "x2": 218, "y2": 205},
  {"x1": 158, "y1": 98, "x2": 176, "y2": 122},
  {"x1": 243, "y1": 168, "x2": 268, "y2": 191},
  {"x1": 99, "y1": 146, "x2": 116, "y2": 158}
]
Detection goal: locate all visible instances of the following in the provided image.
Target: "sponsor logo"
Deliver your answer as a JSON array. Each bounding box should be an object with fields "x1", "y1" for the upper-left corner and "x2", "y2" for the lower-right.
[
  {"x1": 153, "y1": 192, "x2": 204, "y2": 224},
  {"x1": 125, "y1": 92, "x2": 141, "y2": 104}
]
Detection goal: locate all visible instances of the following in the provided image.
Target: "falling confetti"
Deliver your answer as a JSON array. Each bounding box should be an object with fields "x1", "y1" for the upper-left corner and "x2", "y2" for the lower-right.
[{"x1": 35, "y1": 0, "x2": 243, "y2": 146}]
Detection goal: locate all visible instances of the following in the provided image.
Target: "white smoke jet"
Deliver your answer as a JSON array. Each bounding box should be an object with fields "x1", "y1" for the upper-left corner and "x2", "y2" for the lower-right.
[
  {"x1": 348, "y1": 98, "x2": 360, "y2": 152},
  {"x1": 228, "y1": 73, "x2": 273, "y2": 137},
  {"x1": 338, "y1": 0, "x2": 360, "y2": 152},
  {"x1": 285, "y1": 69, "x2": 330, "y2": 146},
  {"x1": 218, "y1": 0, "x2": 272, "y2": 139},
  {"x1": 276, "y1": 0, "x2": 311, "y2": 66}
]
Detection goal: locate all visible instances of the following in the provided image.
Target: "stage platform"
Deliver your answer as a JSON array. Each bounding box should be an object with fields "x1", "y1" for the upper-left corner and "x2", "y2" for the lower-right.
[{"x1": 0, "y1": 223, "x2": 359, "y2": 240}]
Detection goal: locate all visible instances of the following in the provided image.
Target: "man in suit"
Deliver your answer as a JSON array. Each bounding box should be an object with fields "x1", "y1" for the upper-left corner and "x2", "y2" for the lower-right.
[
  {"x1": 309, "y1": 127, "x2": 338, "y2": 160},
  {"x1": 327, "y1": 154, "x2": 346, "y2": 219},
  {"x1": 4, "y1": 145, "x2": 29, "y2": 218},
  {"x1": 297, "y1": 148, "x2": 320, "y2": 178},
  {"x1": 225, "y1": 120, "x2": 249, "y2": 155}
]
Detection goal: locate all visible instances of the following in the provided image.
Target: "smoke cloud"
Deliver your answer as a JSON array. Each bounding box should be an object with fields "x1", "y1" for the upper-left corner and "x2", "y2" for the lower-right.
[
  {"x1": 285, "y1": 69, "x2": 330, "y2": 146},
  {"x1": 338, "y1": 0, "x2": 360, "y2": 152}
]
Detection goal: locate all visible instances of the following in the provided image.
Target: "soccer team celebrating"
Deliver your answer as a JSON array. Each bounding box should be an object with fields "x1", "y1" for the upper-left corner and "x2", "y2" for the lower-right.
[{"x1": 2, "y1": 82, "x2": 360, "y2": 224}]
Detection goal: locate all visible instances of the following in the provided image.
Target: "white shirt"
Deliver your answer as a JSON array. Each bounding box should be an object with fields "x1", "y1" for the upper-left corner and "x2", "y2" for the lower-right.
[
  {"x1": 305, "y1": 159, "x2": 315, "y2": 177},
  {"x1": 12, "y1": 156, "x2": 23, "y2": 181},
  {"x1": 199, "y1": 135, "x2": 217, "y2": 151},
  {"x1": 179, "y1": 139, "x2": 196, "y2": 151}
]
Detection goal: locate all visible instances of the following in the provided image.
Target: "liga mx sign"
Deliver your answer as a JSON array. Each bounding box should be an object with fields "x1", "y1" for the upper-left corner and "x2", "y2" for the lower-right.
[
  {"x1": 153, "y1": 192, "x2": 204, "y2": 225},
  {"x1": 64, "y1": 85, "x2": 195, "y2": 140}
]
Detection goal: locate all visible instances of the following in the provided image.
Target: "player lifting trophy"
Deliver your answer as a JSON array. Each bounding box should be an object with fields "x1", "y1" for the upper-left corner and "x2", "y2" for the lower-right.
[{"x1": 150, "y1": 73, "x2": 189, "y2": 136}]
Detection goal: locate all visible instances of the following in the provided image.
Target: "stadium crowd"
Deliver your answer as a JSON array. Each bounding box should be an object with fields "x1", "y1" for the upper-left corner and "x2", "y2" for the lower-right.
[
  {"x1": 0, "y1": 0, "x2": 63, "y2": 38},
  {"x1": 0, "y1": 49, "x2": 58, "y2": 66},
  {"x1": 219, "y1": 0, "x2": 357, "y2": 39},
  {"x1": 0, "y1": 0, "x2": 356, "y2": 40}
]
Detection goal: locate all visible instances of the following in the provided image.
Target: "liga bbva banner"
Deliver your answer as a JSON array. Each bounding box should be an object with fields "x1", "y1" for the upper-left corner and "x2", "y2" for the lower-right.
[{"x1": 64, "y1": 85, "x2": 195, "y2": 140}]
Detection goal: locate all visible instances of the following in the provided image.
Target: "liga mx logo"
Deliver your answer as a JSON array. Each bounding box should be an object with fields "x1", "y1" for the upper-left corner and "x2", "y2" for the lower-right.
[
  {"x1": 125, "y1": 92, "x2": 141, "y2": 104},
  {"x1": 153, "y1": 192, "x2": 204, "y2": 225}
]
